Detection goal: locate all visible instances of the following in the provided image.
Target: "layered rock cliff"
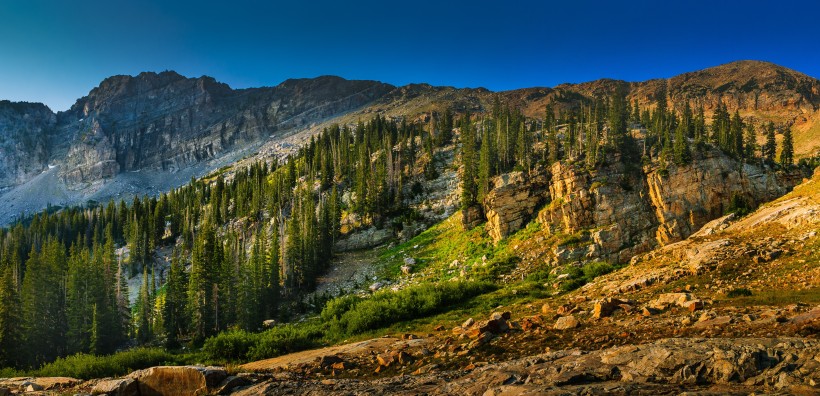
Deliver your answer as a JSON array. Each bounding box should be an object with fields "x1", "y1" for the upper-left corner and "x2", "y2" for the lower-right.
[
  {"x1": 482, "y1": 148, "x2": 805, "y2": 264},
  {"x1": 57, "y1": 72, "x2": 394, "y2": 185},
  {"x1": 0, "y1": 101, "x2": 57, "y2": 189}
]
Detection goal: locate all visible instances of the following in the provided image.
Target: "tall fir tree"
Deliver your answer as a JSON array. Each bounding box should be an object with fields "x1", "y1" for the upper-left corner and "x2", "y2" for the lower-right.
[{"x1": 780, "y1": 127, "x2": 794, "y2": 166}]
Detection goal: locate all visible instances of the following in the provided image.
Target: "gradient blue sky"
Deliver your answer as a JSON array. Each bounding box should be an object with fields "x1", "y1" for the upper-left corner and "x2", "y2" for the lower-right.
[{"x1": 1, "y1": 0, "x2": 819, "y2": 111}]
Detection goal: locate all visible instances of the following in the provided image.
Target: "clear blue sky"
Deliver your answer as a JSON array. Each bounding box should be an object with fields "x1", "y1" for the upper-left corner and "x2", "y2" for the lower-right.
[{"x1": 1, "y1": 0, "x2": 819, "y2": 111}]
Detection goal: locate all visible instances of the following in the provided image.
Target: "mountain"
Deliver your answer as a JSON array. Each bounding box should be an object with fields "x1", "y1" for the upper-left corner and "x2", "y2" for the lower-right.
[{"x1": 0, "y1": 61, "x2": 818, "y2": 224}]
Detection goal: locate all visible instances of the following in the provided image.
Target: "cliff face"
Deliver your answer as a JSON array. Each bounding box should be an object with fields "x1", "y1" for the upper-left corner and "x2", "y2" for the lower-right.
[
  {"x1": 57, "y1": 73, "x2": 394, "y2": 185},
  {"x1": 483, "y1": 148, "x2": 804, "y2": 264},
  {"x1": 0, "y1": 101, "x2": 57, "y2": 189}
]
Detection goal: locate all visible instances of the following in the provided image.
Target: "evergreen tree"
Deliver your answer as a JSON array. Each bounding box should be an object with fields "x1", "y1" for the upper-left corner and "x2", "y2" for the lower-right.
[
  {"x1": 743, "y1": 123, "x2": 757, "y2": 160},
  {"x1": 162, "y1": 248, "x2": 187, "y2": 348},
  {"x1": 673, "y1": 121, "x2": 691, "y2": 165},
  {"x1": 477, "y1": 121, "x2": 495, "y2": 201},
  {"x1": 0, "y1": 264, "x2": 21, "y2": 367},
  {"x1": 780, "y1": 127, "x2": 794, "y2": 166},
  {"x1": 460, "y1": 113, "x2": 478, "y2": 209},
  {"x1": 763, "y1": 122, "x2": 777, "y2": 164}
]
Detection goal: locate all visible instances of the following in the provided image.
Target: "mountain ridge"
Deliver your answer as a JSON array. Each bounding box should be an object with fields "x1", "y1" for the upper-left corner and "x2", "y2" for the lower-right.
[{"x1": 1, "y1": 60, "x2": 819, "y2": 224}]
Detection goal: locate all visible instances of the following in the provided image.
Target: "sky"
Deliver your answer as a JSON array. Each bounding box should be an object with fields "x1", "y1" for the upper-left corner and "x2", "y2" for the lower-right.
[{"x1": 1, "y1": 0, "x2": 819, "y2": 111}]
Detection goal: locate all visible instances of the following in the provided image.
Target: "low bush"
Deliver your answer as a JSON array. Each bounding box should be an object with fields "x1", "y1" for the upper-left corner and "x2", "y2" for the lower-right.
[
  {"x1": 726, "y1": 288, "x2": 753, "y2": 298},
  {"x1": 33, "y1": 348, "x2": 175, "y2": 380},
  {"x1": 328, "y1": 281, "x2": 495, "y2": 335}
]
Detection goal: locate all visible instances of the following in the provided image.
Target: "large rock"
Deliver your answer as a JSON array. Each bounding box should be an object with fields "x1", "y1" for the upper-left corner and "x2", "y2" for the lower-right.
[
  {"x1": 483, "y1": 169, "x2": 550, "y2": 241},
  {"x1": 553, "y1": 315, "x2": 580, "y2": 330},
  {"x1": 127, "y1": 366, "x2": 209, "y2": 396},
  {"x1": 91, "y1": 378, "x2": 139, "y2": 396}
]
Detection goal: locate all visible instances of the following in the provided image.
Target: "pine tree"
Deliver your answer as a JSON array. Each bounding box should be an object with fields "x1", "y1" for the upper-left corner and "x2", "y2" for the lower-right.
[
  {"x1": 163, "y1": 248, "x2": 187, "y2": 348},
  {"x1": 188, "y1": 220, "x2": 218, "y2": 343},
  {"x1": 136, "y1": 265, "x2": 153, "y2": 344},
  {"x1": 460, "y1": 113, "x2": 478, "y2": 209},
  {"x1": 673, "y1": 121, "x2": 691, "y2": 165},
  {"x1": 780, "y1": 127, "x2": 794, "y2": 166},
  {"x1": 477, "y1": 121, "x2": 495, "y2": 201},
  {"x1": 730, "y1": 111, "x2": 744, "y2": 157},
  {"x1": 743, "y1": 123, "x2": 757, "y2": 160},
  {"x1": 763, "y1": 122, "x2": 777, "y2": 164},
  {"x1": 0, "y1": 264, "x2": 21, "y2": 367}
]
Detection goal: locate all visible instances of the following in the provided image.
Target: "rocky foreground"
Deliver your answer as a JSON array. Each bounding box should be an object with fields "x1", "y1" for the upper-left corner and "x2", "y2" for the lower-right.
[{"x1": 3, "y1": 302, "x2": 818, "y2": 395}]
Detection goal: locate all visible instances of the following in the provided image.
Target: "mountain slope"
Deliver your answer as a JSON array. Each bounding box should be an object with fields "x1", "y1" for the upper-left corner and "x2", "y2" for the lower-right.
[{"x1": 1, "y1": 60, "x2": 819, "y2": 225}]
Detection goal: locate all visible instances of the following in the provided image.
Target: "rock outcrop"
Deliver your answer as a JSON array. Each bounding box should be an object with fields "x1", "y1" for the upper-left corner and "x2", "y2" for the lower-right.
[
  {"x1": 482, "y1": 169, "x2": 549, "y2": 240},
  {"x1": 482, "y1": 147, "x2": 804, "y2": 264}
]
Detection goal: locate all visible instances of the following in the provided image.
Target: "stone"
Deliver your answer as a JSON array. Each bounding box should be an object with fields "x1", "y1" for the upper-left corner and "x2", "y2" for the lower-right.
[
  {"x1": 369, "y1": 282, "x2": 384, "y2": 292},
  {"x1": 593, "y1": 298, "x2": 627, "y2": 319},
  {"x1": 262, "y1": 319, "x2": 276, "y2": 328},
  {"x1": 317, "y1": 355, "x2": 344, "y2": 368},
  {"x1": 25, "y1": 383, "x2": 44, "y2": 392},
  {"x1": 396, "y1": 351, "x2": 414, "y2": 365},
  {"x1": 682, "y1": 300, "x2": 703, "y2": 312},
  {"x1": 196, "y1": 366, "x2": 228, "y2": 389},
  {"x1": 401, "y1": 265, "x2": 413, "y2": 275},
  {"x1": 434, "y1": 325, "x2": 446, "y2": 331},
  {"x1": 554, "y1": 315, "x2": 580, "y2": 330},
  {"x1": 642, "y1": 307, "x2": 660, "y2": 316},
  {"x1": 216, "y1": 376, "x2": 250, "y2": 395},
  {"x1": 693, "y1": 315, "x2": 732, "y2": 329},
  {"x1": 791, "y1": 306, "x2": 820, "y2": 324},
  {"x1": 127, "y1": 366, "x2": 208, "y2": 396},
  {"x1": 556, "y1": 304, "x2": 576, "y2": 315},
  {"x1": 31, "y1": 377, "x2": 80, "y2": 390},
  {"x1": 462, "y1": 318, "x2": 475, "y2": 328},
  {"x1": 91, "y1": 378, "x2": 139, "y2": 396},
  {"x1": 541, "y1": 303, "x2": 551, "y2": 314},
  {"x1": 376, "y1": 354, "x2": 395, "y2": 367},
  {"x1": 403, "y1": 257, "x2": 416, "y2": 266},
  {"x1": 650, "y1": 293, "x2": 692, "y2": 310}
]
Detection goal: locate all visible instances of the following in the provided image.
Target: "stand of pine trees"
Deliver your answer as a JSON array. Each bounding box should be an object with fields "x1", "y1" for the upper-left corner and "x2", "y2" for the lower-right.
[{"x1": 0, "y1": 114, "x2": 454, "y2": 369}]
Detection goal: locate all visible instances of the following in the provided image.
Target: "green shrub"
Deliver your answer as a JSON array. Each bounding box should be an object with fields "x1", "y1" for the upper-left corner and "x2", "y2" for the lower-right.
[
  {"x1": 320, "y1": 294, "x2": 363, "y2": 322},
  {"x1": 332, "y1": 281, "x2": 495, "y2": 335},
  {"x1": 202, "y1": 330, "x2": 258, "y2": 361},
  {"x1": 34, "y1": 348, "x2": 175, "y2": 380},
  {"x1": 582, "y1": 261, "x2": 614, "y2": 279},
  {"x1": 248, "y1": 323, "x2": 324, "y2": 361},
  {"x1": 726, "y1": 288, "x2": 753, "y2": 298},
  {"x1": 474, "y1": 256, "x2": 520, "y2": 281},
  {"x1": 559, "y1": 278, "x2": 586, "y2": 293}
]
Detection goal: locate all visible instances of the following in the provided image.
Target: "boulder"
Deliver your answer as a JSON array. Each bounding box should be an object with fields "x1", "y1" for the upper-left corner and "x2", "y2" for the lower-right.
[
  {"x1": 91, "y1": 378, "x2": 139, "y2": 396},
  {"x1": 216, "y1": 376, "x2": 251, "y2": 395},
  {"x1": 31, "y1": 377, "x2": 80, "y2": 390},
  {"x1": 554, "y1": 315, "x2": 580, "y2": 330},
  {"x1": 401, "y1": 265, "x2": 413, "y2": 275},
  {"x1": 593, "y1": 298, "x2": 628, "y2": 319},
  {"x1": 128, "y1": 366, "x2": 208, "y2": 396},
  {"x1": 316, "y1": 355, "x2": 344, "y2": 368},
  {"x1": 650, "y1": 293, "x2": 693, "y2": 310}
]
